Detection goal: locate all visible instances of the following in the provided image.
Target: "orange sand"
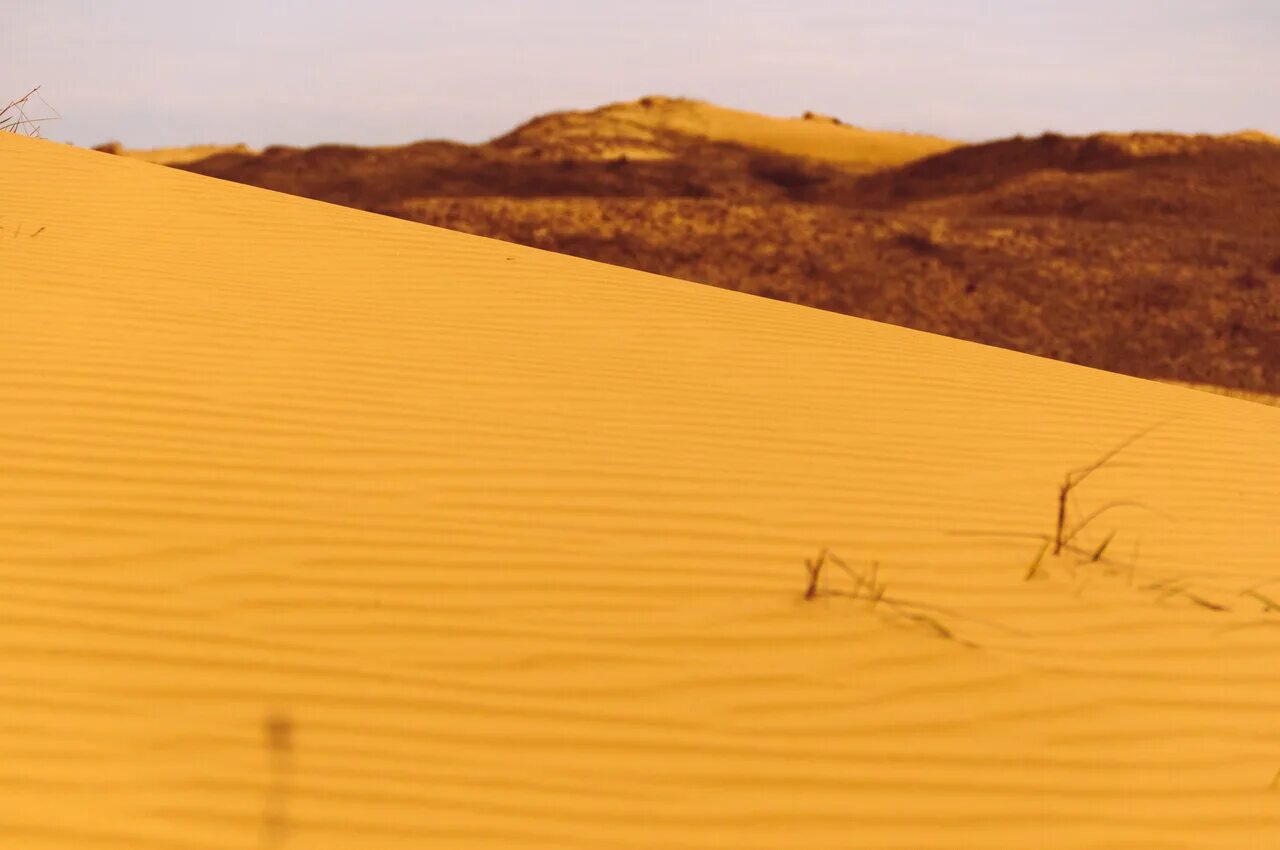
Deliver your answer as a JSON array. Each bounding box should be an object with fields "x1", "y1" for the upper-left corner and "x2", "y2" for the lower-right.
[{"x1": 2, "y1": 132, "x2": 1278, "y2": 849}]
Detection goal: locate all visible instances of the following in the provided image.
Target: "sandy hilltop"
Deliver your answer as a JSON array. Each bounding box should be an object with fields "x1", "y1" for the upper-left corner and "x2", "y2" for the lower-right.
[
  {"x1": 97, "y1": 96, "x2": 1280, "y2": 398},
  {"x1": 485, "y1": 95, "x2": 959, "y2": 165},
  {"x1": 3, "y1": 120, "x2": 1280, "y2": 848}
]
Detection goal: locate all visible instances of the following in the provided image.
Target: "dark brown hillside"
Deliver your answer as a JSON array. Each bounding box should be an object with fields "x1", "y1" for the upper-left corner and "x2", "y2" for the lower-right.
[
  {"x1": 178, "y1": 137, "x2": 853, "y2": 207},
  {"x1": 147, "y1": 99, "x2": 1279, "y2": 394},
  {"x1": 853, "y1": 131, "x2": 1280, "y2": 235}
]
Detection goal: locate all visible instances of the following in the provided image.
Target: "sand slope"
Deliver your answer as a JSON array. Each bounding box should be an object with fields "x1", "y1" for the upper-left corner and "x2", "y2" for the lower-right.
[{"x1": 2, "y1": 132, "x2": 1279, "y2": 849}]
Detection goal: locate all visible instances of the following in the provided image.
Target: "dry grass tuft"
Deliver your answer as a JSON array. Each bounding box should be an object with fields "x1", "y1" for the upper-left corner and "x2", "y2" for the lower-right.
[
  {"x1": 801, "y1": 549, "x2": 1008, "y2": 648},
  {"x1": 1051, "y1": 422, "x2": 1166, "y2": 556},
  {"x1": 950, "y1": 422, "x2": 1185, "y2": 591},
  {"x1": 1, "y1": 87, "x2": 57, "y2": 137}
]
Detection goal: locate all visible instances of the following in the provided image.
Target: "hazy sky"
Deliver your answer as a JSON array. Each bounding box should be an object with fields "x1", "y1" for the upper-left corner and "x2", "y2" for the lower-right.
[{"x1": 5, "y1": 0, "x2": 1277, "y2": 149}]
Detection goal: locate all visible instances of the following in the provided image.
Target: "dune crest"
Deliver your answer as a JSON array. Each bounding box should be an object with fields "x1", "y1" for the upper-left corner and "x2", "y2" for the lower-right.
[{"x1": 2, "y1": 132, "x2": 1279, "y2": 848}]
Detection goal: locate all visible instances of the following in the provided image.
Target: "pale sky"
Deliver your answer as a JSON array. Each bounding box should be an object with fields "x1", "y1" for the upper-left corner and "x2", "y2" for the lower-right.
[{"x1": 5, "y1": 0, "x2": 1277, "y2": 149}]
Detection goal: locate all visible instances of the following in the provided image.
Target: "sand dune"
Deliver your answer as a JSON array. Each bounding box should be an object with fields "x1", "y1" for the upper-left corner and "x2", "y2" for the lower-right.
[
  {"x1": 491, "y1": 96, "x2": 957, "y2": 167},
  {"x1": 2, "y1": 132, "x2": 1279, "y2": 848}
]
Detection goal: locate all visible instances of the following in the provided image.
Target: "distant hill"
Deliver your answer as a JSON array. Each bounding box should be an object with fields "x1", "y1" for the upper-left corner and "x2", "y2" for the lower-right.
[
  {"x1": 489, "y1": 95, "x2": 958, "y2": 168},
  {"x1": 92, "y1": 141, "x2": 255, "y2": 165},
  {"x1": 851, "y1": 130, "x2": 1280, "y2": 233},
  {"x1": 93, "y1": 99, "x2": 1280, "y2": 394}
]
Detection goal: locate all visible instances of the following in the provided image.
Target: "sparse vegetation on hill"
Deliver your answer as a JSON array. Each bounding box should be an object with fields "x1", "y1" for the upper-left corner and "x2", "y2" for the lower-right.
[{"x1": 160, "y1": 98, "x2": 1279, "y2": 394}]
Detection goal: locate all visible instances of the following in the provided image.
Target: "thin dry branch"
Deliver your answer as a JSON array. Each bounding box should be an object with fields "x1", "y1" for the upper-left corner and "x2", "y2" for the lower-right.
[
  {"x1": 1087, "y1": 530, "x2": 1117, "y2": 562},
  {"x1": 1024, "y1": 537, "x2": 1052, "y2": 580},
  {"x1": 802, "y1": 548, "x2": 828, "y2": 600},
  {"x1": 1240, "y1": 589, "x2": 1280, "y2": 613},
  {"x1": 1060, "y1": 499, "x2": 1169, "y2": 551},
  {"x1": 947, "y1": 528, "x2": 1142, "y2": 582}
]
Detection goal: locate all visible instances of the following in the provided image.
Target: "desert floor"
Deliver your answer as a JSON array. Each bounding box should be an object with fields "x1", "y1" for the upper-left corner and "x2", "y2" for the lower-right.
[{"x1": 2, "y1": 132, "x2": 1279, "y2": 849}]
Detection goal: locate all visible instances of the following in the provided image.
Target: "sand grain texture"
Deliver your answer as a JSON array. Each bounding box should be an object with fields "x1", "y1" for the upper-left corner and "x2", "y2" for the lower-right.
[{"x1": 2, "y1": 133, "x2": 1279, "y2": 849}]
